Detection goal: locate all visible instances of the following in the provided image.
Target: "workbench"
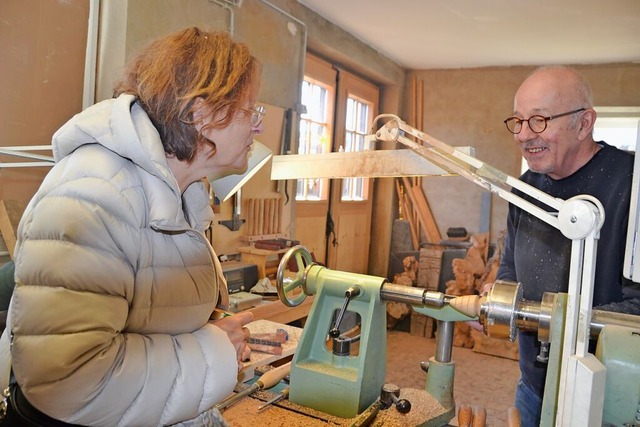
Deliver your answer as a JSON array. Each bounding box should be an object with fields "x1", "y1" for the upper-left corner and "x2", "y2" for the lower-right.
[{"x1": 220, "y1": 386, "x2": 448, "y2": 426}]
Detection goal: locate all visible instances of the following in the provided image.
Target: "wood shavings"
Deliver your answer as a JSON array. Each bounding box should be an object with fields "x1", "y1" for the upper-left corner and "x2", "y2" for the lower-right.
[
  {"x1": 222, "y1": 387, "x2": 451, "y2": 426},
  {"x1": 371, "y1": 388, "x2": 449, "y2": 427}
]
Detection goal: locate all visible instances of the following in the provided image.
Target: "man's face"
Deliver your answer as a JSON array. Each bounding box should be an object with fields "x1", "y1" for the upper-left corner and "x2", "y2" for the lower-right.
[{"x1": 512, "y1": 73, "x2": 584, "y2": 180}]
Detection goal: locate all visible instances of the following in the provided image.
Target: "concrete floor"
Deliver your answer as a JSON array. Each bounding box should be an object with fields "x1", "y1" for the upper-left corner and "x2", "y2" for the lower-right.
[{"x1": 385, "y1": 330, "x2": 520, "y2": 426}]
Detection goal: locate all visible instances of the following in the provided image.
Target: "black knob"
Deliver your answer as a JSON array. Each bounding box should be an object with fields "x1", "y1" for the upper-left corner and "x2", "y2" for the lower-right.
[
  {"x1": 396, "y1": 398, "x2": 411, "y2": 414},
  {"x1": 379, "y1": 383, "x2": 411, "y2": 414}
]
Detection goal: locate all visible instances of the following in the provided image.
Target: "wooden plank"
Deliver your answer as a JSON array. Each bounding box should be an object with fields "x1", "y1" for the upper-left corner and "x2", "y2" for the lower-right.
[
  {"x1": 396, "y1": 179, "x2": 418, "y2": 250},
  {"x1": 402, "y1": 178, "x2": 441, "y2": 244},
  {"x1": 405, "y1": 199, "x2": 420, "y2": 250},
  {"x1": 264, "y1": 199, "x2": 269, "y2": 235},
  {"x1": 0, "y1": 199, "x2": 26, "y2": 260},
  {"x1": 271, "y1": 150, "x2": 454, "y2": 180},
  {"x1": 258, "y1": 199, "x2": 264, "y2": 235},
  {"x1": 273, "y1": 197, "x2": 279, "y2": 234},
  {"x1": 410, "y1": 74, "x2": 417, "y2": 127},
  {"x1": 239, "y1": 319, "x2": 302, "y2": 382},
  {"x1": 246, "y1": 198, "x2": 254, "y2": 235},
  {"x1": 416, "y1": 78, "x2": 424, "y2": 189},
  {"x1": 411, "y1": 185, "x2": 442, "y2": 243}
]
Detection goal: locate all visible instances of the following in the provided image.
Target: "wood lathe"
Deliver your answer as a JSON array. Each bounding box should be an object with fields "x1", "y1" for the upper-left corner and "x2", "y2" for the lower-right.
[{"x1": 451, "y1": 281, "x2": 640, "y2": 426}]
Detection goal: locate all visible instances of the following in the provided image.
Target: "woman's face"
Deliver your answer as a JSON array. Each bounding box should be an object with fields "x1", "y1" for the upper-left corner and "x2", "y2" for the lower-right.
[{"x1": 194, "y1": 98, "x2": 265, "y2": 176}]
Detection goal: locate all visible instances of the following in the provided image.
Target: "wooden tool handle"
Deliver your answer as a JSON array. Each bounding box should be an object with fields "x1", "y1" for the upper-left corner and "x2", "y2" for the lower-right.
[
  {"x1": 257, "y1": 361, "x2": 292, "y2": 389},
  {"x1": 458, "y1": 404, "x2": 473, "y2": 427},
  {"x1": 472, "y1": 406, "x2": 487, "y2": 427},
  {"x1": 507, "y1": 406, "x2": 521, "y2": 427}
]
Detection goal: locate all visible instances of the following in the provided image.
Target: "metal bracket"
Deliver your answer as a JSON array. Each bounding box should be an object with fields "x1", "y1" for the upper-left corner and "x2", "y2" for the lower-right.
[{"x1": 218, "y1": 213, "x2": 245, "y2": 231}]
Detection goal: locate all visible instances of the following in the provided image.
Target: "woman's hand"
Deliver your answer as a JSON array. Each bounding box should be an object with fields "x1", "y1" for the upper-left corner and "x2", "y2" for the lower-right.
[{"x1": 211, "y1": 311, "x2": 254, "y2": 371}]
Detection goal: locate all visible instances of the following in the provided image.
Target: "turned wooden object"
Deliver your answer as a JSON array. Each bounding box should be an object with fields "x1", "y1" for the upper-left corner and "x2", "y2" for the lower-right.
[
  {"x1": 449, "y1": 294, "x2": 481, "y2": 317},
  {"x1": 458, "y1": 404, "x2": 473, "y2": 427},
  {"x1": 507, "y1": 406, "x2": 522, "y2": 427},
  {"x1": 472, "y1": 406, "x2": 487, "y2": 427}
]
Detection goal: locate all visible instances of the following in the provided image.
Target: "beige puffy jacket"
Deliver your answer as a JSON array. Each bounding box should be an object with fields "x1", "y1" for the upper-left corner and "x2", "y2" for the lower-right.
[{"x1": 0, "y1": 94, "x2": 237, "y2": 426}]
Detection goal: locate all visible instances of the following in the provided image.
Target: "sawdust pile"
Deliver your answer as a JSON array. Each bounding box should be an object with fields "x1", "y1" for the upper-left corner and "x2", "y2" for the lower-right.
[{"x1": 371, "y1": 388, "x2": 448, "y2": 426}]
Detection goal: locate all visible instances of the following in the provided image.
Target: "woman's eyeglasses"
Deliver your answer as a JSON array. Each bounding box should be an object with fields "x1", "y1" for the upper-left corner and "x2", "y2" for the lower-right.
[{"x1": 243, "y1": 105, "x2": 266, "y2": 127}]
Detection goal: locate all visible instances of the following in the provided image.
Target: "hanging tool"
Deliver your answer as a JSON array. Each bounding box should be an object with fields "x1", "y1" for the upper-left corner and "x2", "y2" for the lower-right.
[
  {"x1": 257, "y1": 386, "x2": 289, "y2": 411},
  {"x1": 214, "y1": 361, "x2": 291, "y2": 411}
]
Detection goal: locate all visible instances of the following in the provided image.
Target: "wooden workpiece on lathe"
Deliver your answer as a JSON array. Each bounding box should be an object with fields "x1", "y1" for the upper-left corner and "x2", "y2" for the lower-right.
[{"x1": 449, "y1": 294, "x2": 481, "y2": 317}]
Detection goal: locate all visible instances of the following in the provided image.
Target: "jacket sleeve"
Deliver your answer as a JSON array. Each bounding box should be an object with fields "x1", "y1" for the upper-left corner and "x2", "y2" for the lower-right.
[{"x1": 11, "y1": 165, "x2": 237, "y2": 426}]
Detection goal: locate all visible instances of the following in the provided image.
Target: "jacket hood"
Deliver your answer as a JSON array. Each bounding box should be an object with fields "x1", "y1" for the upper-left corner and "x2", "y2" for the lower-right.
[
  {"x1": 52, "y1": 94, "x2": 212, "y2": 232},
  {"x1": 53, "y1": 94, "x2": 177, "y2": 193}
]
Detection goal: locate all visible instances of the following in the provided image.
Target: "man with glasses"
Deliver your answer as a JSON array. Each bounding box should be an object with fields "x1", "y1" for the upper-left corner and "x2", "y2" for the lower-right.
[{"x1": 497, "y1": 66, "x2": 640, "y2": 426}]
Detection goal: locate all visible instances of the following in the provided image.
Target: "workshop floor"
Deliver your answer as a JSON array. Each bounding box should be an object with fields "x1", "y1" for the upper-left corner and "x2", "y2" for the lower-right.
[{"x1": 385, "y1": 330, "x2": 520, "y2": 427}]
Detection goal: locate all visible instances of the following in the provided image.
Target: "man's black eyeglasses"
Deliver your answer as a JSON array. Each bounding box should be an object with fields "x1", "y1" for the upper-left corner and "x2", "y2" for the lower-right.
[{"x1": 503, "y1": 108, "x2": 585, "y2": 134}]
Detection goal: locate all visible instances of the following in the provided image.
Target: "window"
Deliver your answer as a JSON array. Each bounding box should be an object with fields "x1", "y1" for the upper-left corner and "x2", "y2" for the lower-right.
[
  {"x1": 593, "y1": 106, "x2": 640, "y2": 152},
  {"x1": 296, "y1": 77, "x2": 332, "y2": 201},
  {"x1": 341, "y1": 96, "x2": 372, "y2": 201}
]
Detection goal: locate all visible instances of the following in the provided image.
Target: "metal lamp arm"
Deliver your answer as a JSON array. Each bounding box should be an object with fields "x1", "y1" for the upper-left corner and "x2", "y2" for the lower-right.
[{"x1": 372, "y1": 115, "x2": 565, "y2": 230}]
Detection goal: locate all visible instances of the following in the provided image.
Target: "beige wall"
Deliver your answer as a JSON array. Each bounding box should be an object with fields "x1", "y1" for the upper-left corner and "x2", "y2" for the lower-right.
[
  {"x1": 409, "y1": 64, "x2": 640, "y2": 242},
  {"x1": 0, "y1": 0, "x2": 89, "y2": 202}
]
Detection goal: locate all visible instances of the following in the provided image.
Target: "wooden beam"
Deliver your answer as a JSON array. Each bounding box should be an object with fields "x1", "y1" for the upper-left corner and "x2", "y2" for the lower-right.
[
  {"x1": 271, "y1": 149, "x2": 453, "y2": 180},
  {"x1": 411, "y1": 185, "x2": 442, "y2": 243},
  {"x1": 401, "y1": 178, "x2": 441, "y2": 244},
  {"x1": 0, "y1": 199, "x2": 26, "y2": 259},
  {"x1": 396, "y1": 179, "x2": 418, "y2": 250}
]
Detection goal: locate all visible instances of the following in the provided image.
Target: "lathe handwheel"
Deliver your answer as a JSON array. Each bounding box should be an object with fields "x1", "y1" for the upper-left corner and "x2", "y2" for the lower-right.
[{"x1": 276, "y1": 245, "x2": 315, "y2": 307}]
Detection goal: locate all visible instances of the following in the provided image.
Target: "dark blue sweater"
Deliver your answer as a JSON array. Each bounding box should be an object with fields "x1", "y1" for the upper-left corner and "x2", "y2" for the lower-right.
[{"x1": 497, "y1": 141, "x2": 640, "y2": 397}]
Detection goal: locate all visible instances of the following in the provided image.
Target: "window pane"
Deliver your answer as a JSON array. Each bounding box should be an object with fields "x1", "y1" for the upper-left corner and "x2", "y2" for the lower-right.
[
  {"x1": 297, "y1": 77, "x2": 332, "y2": 201},
  {"x1": 342, "y1": 96, "x2": 372, "y2": 201},
  {"x1": 346, "y1": 98, "x2": 355, "y2": 132},
  {"x1": 357, "y1": 103, "x2": 369, "y2": 133},
  {"x1": 594, "y1": 116, "x2": 639, "y2": 152}
]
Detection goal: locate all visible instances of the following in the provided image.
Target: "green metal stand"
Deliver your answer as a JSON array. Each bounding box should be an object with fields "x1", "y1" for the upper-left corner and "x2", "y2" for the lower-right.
[{"x1": 288, "y1": 265, "x2": 388, "y2": 418}]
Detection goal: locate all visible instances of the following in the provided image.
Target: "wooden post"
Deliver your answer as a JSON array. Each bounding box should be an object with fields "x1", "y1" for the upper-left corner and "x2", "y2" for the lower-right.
[{"x1": 0, "y1": 199, "x2": 26, "y2": 260}]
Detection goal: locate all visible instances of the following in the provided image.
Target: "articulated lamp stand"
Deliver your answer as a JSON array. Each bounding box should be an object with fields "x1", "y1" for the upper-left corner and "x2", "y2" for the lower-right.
[{"x1": 373, "y1": 116, "x2": 611, "y2": 426}]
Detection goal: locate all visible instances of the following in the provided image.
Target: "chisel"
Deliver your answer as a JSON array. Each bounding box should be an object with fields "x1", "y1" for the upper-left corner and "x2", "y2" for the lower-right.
[
  {"x1": 214, "y1": 361, "x2": 292, "y2": 411},
  {"x1": 257, "y1": 386, "x2": 289, "y2": 410}
]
